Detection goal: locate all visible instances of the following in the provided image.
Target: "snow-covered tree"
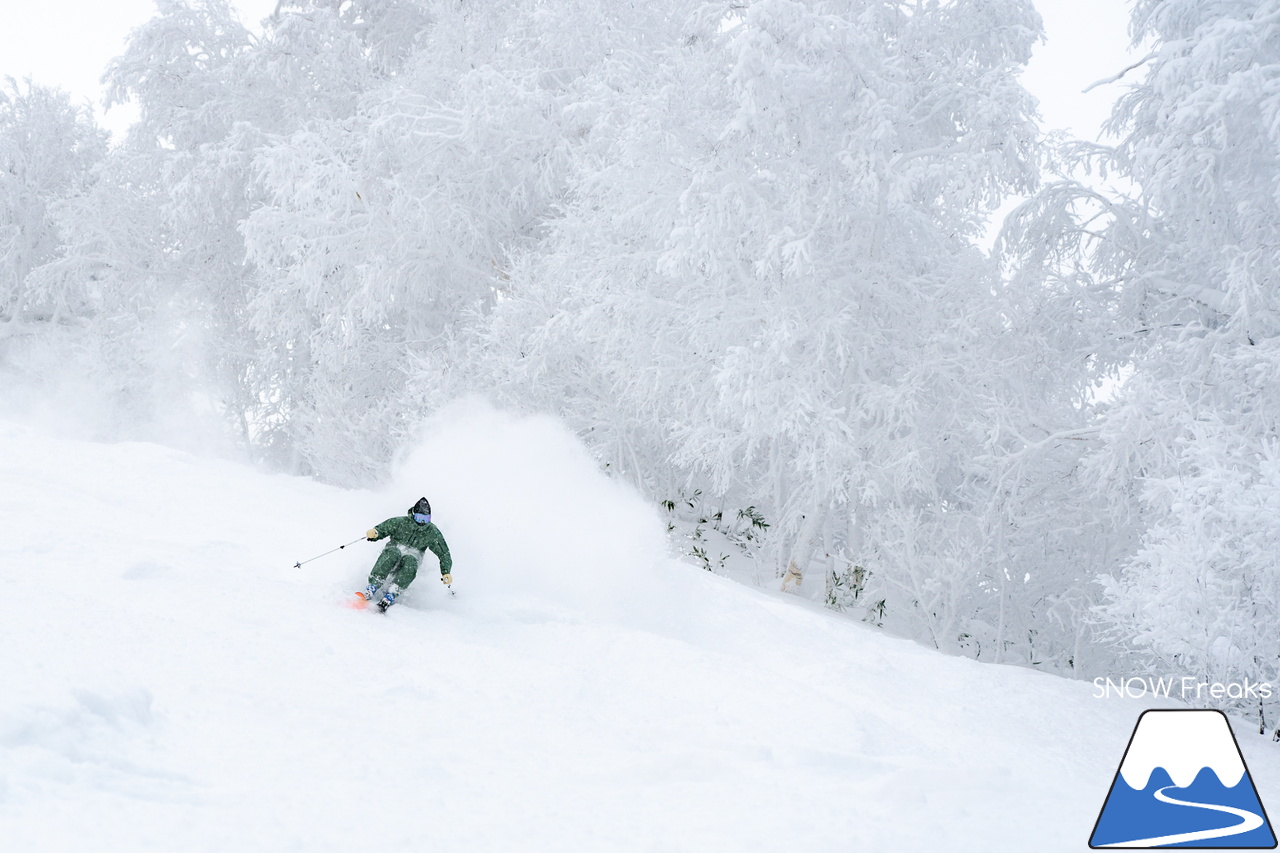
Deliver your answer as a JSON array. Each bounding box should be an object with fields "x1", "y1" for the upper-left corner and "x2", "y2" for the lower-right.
[
  {"x1": 47, "y1": 0, "x2": 440, "y2": 465},
  {"x1": 468, "y1": 0, "x2": 1102, "y2": 660},
  {"x1": 1006, "y1": 0, "x2": 1280, "y2": 710},
  {"x1": 0, "y1": 80, "x2": 106, "y2": 327},
  {"x1": 241, "y1": 0, "x2": 555, "y2": 480},
  {"x1": 240, "y1": 0, "x2": 701, "y2": 481}
]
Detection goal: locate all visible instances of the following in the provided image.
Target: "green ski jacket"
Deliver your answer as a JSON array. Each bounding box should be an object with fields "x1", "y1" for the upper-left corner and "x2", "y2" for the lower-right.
[{"x1": 371, "y1": 516, "x2": 453, "y2": 575}]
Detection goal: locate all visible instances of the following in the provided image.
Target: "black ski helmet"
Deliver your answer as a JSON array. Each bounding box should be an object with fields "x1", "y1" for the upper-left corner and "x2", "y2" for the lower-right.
[{"x1": 410, "y1": 497, "x2": 432, "y2": 517}]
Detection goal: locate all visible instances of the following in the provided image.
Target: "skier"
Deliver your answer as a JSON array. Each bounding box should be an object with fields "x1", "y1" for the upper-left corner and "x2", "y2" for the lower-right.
[{"x1": 357, "y1": 497, "x2": 452, "y2": 611}]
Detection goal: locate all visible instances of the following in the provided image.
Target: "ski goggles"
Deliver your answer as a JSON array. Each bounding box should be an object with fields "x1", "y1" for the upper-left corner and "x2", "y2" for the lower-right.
[{"x1": 412, "y1": 512, "x2": 431, "y2": 524}]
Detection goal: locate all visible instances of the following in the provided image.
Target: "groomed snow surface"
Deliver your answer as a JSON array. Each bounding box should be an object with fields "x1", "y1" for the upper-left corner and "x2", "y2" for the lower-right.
[{"x1": 2, "y1": 402, "x2": 1277, "y2": 852}]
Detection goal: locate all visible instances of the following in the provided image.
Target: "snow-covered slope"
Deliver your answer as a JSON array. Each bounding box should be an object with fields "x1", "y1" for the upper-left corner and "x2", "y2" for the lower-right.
[{"x1": 1, "y1": 405, "x2": 1276, "y2": 852}]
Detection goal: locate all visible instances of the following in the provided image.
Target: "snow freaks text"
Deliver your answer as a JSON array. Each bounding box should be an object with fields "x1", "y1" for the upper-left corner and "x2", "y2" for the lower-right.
[{"x1": 1093, "y1": 677, "x2": 1275, "y2": 702}]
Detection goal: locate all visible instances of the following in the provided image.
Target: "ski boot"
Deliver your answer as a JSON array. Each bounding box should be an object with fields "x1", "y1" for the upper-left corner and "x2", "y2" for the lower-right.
[
  {"x1": 377, "y1": 585, "x2": 401, "y2": 613},
  {"x1": 354, "y1": 583, "x2": 380, "y2": 606}
]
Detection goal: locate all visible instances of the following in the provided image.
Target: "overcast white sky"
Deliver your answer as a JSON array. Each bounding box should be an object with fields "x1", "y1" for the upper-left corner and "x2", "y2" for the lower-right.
[
  {"x1": 0, "y1": 0, "x2": 279, "y2": 139},
  {"x1": 0, "y1": 0, "x2": 1137, "y2": 143}
]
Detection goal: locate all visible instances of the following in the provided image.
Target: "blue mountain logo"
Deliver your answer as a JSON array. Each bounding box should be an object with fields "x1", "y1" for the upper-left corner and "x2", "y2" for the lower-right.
[{"x1": 1090, "y1": 709, "x2": 1277, "y2": 848}]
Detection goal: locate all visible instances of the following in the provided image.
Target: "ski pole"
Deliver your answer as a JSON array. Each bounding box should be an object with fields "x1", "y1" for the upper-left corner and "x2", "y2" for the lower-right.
[{"x1": 294, "y1": 537, "x2": 365, "y2": 569}]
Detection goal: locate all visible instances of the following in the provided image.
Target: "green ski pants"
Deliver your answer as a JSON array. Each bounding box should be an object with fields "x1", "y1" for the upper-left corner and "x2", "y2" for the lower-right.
[{"x1": 368, "y1": 545, "x2": 422, "y2": 590}]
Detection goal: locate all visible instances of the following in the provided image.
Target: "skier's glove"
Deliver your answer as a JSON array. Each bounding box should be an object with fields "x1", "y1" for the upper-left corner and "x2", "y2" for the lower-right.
[
  {"x1": 441, "y1": 573, "x2": 452, "y2": 586},
  {"x1": 366, "y1": 528, "x2": 380, "y2": 541}
]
